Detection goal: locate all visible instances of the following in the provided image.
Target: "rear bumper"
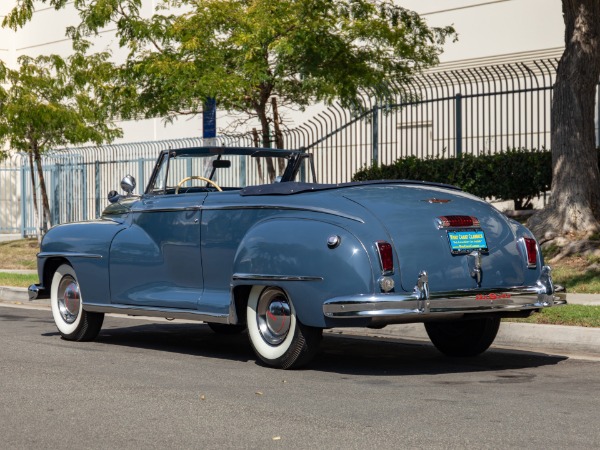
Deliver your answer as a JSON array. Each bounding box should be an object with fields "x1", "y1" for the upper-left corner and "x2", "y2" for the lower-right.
[{"x1": 323, "y1": 266, "x2": 566, "y2": 324}]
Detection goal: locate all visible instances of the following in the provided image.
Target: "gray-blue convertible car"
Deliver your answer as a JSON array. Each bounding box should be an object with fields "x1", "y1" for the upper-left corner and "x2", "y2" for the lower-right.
[{"x1": 30, "y1": 146, "x2": 566, "y2": 369}]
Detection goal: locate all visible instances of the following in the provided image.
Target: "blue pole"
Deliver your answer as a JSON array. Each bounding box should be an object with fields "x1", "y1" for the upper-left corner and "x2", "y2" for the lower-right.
[{"x1": 203, "y1": 98, "x2": 217, "y2": 140}]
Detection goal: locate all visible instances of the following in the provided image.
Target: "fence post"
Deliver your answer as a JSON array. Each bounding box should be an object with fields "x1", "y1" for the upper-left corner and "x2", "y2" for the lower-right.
[
  {"x1": 20, "y1": 163, "x2": 27, "y2": 237},
  {"x1": 372, "y1": 104, "x2": 379, "y2": 166},
  {"x1": 138, "y1": 158, "x2": 145, "y2": 194},
  {"x1": 95, "y1": 161, "x2": 100, "y2": 218},
  {"x1": 52, "y1": 163, "x2": 60, "y2": 226},
  {"x1": 455, "y1": 93, "x2": 463, "y2": 157},
  {"x1": 82, "y1": 163, "x2": 87, "y2": 221}
]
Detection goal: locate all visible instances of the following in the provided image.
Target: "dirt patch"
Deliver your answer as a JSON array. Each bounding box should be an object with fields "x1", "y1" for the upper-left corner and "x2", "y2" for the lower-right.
[{"x1": 0, "y1": 239, "x2": 39, "y2": 270}]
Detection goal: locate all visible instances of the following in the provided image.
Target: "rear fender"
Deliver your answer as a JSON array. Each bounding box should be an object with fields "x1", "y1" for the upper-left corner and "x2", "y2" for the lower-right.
[{"x1": 232, "y1": 218, "x2": 373, "y2": 327}]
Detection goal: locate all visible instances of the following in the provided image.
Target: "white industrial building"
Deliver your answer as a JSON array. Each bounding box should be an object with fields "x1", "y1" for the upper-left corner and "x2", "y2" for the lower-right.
[{"x1": 0, "y1": 0, "x2": 566, "y2": 143}]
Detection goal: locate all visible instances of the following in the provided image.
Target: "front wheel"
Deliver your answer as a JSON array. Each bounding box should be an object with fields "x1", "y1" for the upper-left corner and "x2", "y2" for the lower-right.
[
  {"x1": 246, "y1": 286, "x2": 322, "y2": 369},
  {"x1": 50, "y1": 264, "x2": 104, "y2": 341},
  {"x1": 424, "y1": 317, "x2": 501, "y2": 357}
]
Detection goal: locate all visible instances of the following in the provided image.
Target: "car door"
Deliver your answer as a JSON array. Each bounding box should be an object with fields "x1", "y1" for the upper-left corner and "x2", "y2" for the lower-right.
[{"x1": 109, "y1": 193, "x2": 206, "y2": 309}]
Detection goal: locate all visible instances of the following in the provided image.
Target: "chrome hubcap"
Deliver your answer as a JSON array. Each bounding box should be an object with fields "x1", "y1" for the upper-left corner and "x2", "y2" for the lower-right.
[
  {"x1": 256, "y1": 288, "x2": 292, "y2": 346},
  {"x1": 57, "y1": 276, "x2": 80, "y2": 324}
]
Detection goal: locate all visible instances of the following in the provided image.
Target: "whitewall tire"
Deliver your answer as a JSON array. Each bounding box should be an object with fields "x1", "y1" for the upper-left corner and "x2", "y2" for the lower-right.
[
  {"x1": 246, "y1": 286, "x2": 321, "y2": 369},
  {"x1": 50, "y1": 264, "x2": 104, "y2": 341}
]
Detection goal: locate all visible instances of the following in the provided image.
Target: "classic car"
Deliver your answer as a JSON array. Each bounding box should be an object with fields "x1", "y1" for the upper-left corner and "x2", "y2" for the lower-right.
[{"x1": 29, "y1": 146, "x2": 566, "y2": 369}]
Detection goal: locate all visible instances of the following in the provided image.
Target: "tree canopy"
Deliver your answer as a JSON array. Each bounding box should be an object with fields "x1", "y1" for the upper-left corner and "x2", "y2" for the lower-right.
[
  {"x1": 5, "y1": 0, "x2": 455, "y2": 149},
  {"x1": 0, "y1": 52, "x2": 123, "y2": 233}
]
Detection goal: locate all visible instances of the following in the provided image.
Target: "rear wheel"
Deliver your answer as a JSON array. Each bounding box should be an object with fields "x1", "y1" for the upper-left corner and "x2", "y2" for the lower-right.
[
  {"x1": 424, "y1": 317, "x2": 501, "y2": 357},
  {"x1": 50, "y1": 264, "x2": 104, "y2": 341},
  {"x1": 246, "y1": 286, "x2": 322, "y2": 369}
]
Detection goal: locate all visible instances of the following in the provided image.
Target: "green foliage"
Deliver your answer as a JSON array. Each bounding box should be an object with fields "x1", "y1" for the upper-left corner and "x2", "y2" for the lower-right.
[
  {"x1": 4, "y1": 0, "x2": 455, "y2": 135},
  {"x1": 0, "y1": 51, "x2": 123, "y2": 232},
  {"x1": 0, "y1": 52, "x2": 123, "y2": 152},
  {"x1": 353, "y1": 148, "x2": 558, "y2": 209}
]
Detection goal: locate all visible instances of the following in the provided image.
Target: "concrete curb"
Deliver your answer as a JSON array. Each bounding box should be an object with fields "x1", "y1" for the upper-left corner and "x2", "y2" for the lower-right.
[
  {"x1": 0, "y1": 286, "x2": 31, "y2": 303},
  {"x1": 2, "y1": 285, "x2": 600, "y2": 358},
  {"x1": 327, "y1": 322, "x2": 600, "y2": 358}
]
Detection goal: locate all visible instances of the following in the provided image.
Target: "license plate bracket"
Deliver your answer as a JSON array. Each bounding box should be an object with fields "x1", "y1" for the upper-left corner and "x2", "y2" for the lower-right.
[{"x1": 447, "y1": 229, "x2": 488, "y2": 255}]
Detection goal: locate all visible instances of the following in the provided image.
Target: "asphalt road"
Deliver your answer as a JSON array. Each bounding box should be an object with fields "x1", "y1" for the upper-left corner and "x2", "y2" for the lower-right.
[{"x1": 2, "y1": 304, "x2": 599, "y2": 449}]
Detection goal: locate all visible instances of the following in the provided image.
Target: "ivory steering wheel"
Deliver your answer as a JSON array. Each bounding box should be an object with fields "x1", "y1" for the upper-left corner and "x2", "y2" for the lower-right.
[{"x1": 175, "y1": 176, "x2": 222, "y2": 194}]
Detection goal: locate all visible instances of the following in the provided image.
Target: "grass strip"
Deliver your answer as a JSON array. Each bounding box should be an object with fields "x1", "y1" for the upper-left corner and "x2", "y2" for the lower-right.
[
  {"x1": 552, "y1": 267, "x2": 600, "y2": 294},
  {"x1": 505, "y1": 305, "x2": 600, "y2": 328},
  {"x1": 0, "y1": 272, "x2": 38, "y2": 288}
]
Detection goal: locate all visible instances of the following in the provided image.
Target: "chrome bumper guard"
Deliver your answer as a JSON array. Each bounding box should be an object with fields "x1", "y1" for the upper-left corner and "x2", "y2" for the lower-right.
[
  {"x1": 323, "y1": 266, "x2": 566, "y2": 321},
  {"x1": 28, "y1": 284, "x2": 49, "y2": 301}
]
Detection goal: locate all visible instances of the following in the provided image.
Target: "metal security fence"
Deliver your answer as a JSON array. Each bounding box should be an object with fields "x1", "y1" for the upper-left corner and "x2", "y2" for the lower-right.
[
  {"x1": 0, "y1": 154, "x2": 27, "y2": 237},
  {"x1": 0, "y1": 138, "x2": 208, "y2": 236},
  {"x1": 278, "y1": 59, "x2": 560, "y2": 183},
  {"x1": 0, "y1": 57, "x2": 581, "y2": 237}
]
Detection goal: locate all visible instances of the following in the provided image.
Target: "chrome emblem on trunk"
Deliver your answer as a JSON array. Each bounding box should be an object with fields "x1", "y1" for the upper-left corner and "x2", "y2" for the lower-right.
[{"x1": 422, "y1": 198, "x2": 452, "y2": 204}]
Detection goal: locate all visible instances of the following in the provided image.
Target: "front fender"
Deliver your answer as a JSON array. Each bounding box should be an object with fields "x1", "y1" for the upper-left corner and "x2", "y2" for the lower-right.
[
  {"x1": 232, "y1": 218, "x2": 374, "y2": 327},
  {"x1": 39, "y1": 219, "x2": 127, "y2": 305}
]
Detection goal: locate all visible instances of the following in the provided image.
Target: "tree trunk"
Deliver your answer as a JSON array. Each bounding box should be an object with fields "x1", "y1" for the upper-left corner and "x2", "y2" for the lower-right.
[
  {"x1": 32, "y1": 144, "x2": 52, "y2": 233},
  {"x1": 529, "y1": 0, "x2": 600, "y2": 239},
  {"x1": 255, "y1": 102, "x2": 276, "y2": 182},
  {"x1": 252, "y1": 128, "x2": 264, "y2": 182},
  {"x1": 271, "y1": 97, "x2": 286, "y2": 174},
  {"x1": 27, "y1": 152, "x2": 41, "y2": 242}
]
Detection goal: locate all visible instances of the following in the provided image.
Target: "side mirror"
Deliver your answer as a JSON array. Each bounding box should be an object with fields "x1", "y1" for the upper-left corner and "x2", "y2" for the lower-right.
[
  {"x1": 120, "y1": 175, "x2": 136, "y2": 196},
  {"x1": 107, "y1": 190, "x2": 120, "y2": 204}
]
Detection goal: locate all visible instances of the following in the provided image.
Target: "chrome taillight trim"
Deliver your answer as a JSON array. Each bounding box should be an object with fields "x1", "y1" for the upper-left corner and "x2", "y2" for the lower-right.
[
  {"x1": 522, "y1": 237, "x2": 538, "y2": 269},
  {"x1": 375, "y1": 241, "x2": 394, "y2": 275},
  {"x1": 437, "y1": 215, "x2": 481, "y2": 229}
]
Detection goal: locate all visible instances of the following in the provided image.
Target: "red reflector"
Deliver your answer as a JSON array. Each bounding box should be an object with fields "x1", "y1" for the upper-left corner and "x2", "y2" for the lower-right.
[
  {"x1": 376, "y1": 241, "x2": 394, "y2": 273},
  {"x1": 438, "y1": 215, "x2": 480, "y2": 228},
  {"x1": 524, "y1": 238, "x2": 538, "y2": 268}
]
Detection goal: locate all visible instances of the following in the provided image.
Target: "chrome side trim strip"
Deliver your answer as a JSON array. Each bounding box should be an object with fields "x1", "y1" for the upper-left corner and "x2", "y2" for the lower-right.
[
  {"x1": 202, "y1": 205, "x2": 365, "y2": 223},
  {"x1": 83, "y1": 303, "x2": 230, "y2": 323},
  {"x1": 232, "y1": 273, "x2": 323, "y2": 282},
  {"x1": 38, "y1": 252, "x2": 102, "y2": 259},
  {"x1": 130, "y1": 207, "x2": 200, "y2": 213}
]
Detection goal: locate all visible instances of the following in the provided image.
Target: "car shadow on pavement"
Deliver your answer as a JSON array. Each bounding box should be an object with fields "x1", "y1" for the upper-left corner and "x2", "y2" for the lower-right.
[
  {"x1": 58, "y1": 316, "x2": 569, "y2": 376},
  {"x1": 92, "y1": 321, "x2": 256, "y2": 364},
  {"x1": 314, "y1": 334, "x2": 568, "y2": 376}
]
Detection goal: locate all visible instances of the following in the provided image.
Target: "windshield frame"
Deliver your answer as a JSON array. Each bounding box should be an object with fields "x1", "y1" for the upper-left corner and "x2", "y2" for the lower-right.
[{"x1": 144, "y1": 146, "x2": 309, "y2": 195}]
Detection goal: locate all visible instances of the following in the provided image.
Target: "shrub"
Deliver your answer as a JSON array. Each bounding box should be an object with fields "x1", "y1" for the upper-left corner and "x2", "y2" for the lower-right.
[{"x1": 353, "y1": 148, "x2": 559, "y2": 209}]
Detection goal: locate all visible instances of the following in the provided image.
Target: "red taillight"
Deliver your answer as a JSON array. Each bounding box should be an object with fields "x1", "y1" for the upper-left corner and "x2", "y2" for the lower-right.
[
  {"x1": 376, "y1": 241, "x2": 394, "y2": 274},
  {"x1": 438, "y1": 215, "x2": 480, "y2": 228},
  {"x1": 524, "y1": 237, "x2": 538, "y2": 268}
]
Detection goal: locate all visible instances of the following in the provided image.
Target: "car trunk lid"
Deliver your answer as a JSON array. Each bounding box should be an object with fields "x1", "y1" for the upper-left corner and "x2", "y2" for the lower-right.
[{"x1": 341, "y1": 184, "x2": 527, "y2": 292}]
